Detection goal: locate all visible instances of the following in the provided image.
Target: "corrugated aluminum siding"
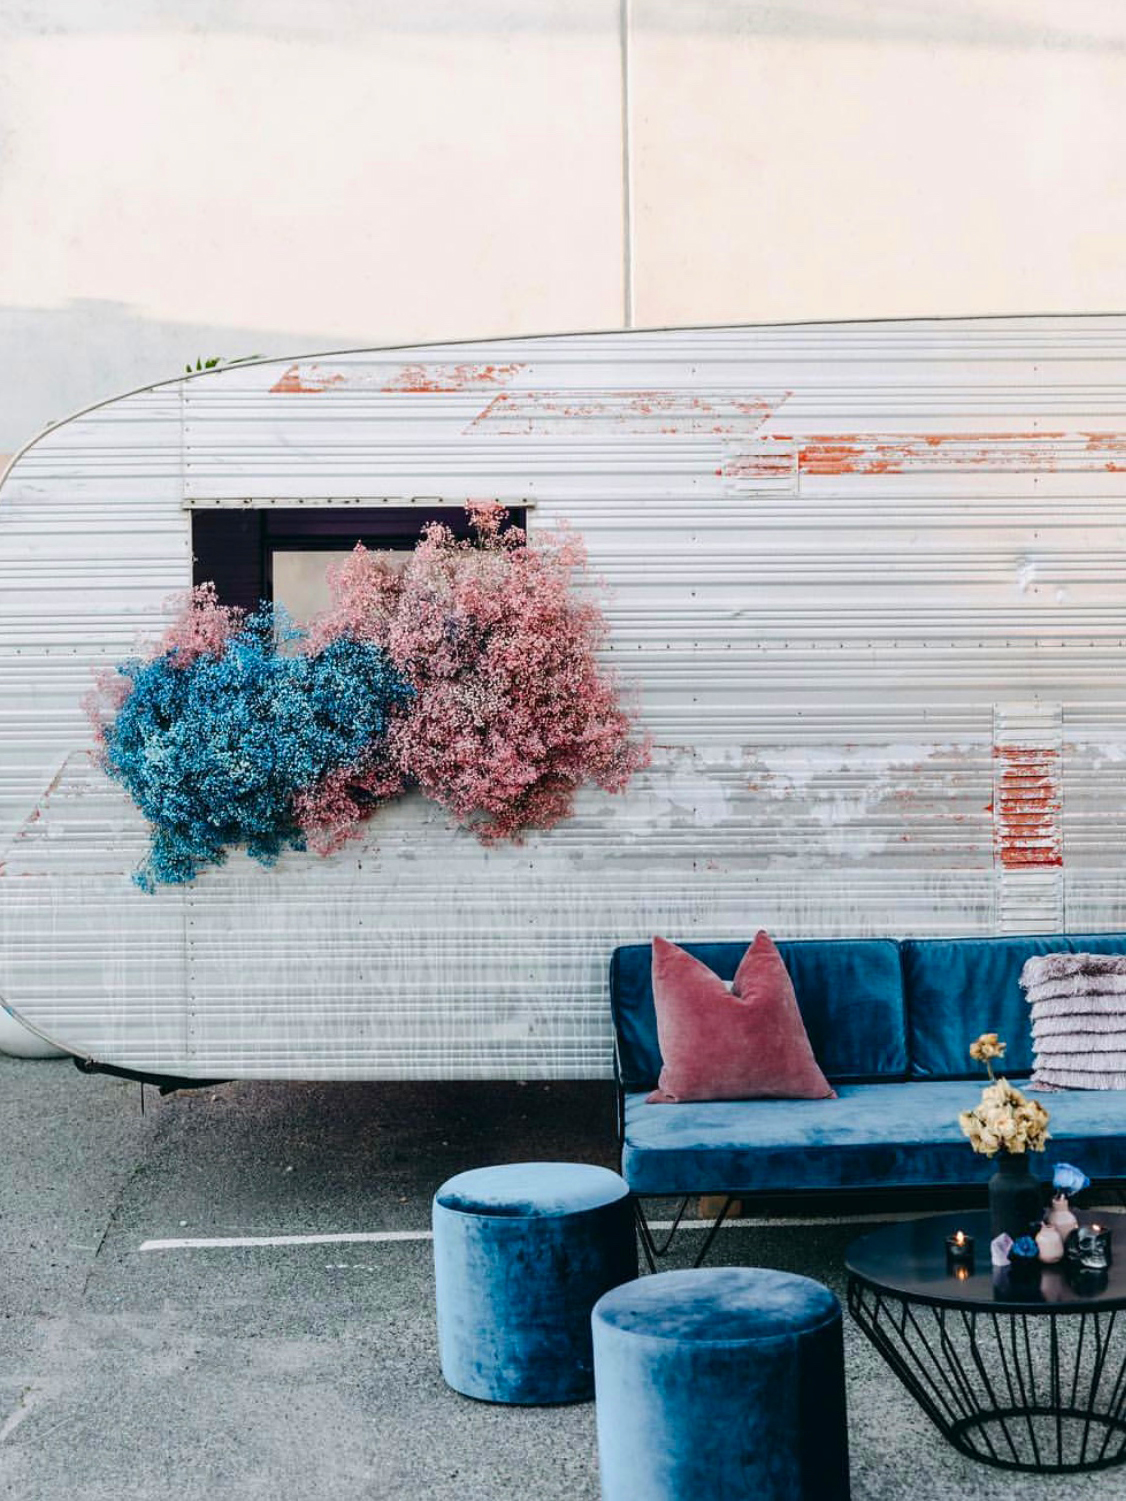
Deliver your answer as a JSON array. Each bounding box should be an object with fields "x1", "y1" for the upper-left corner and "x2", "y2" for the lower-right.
[{"x1": 3, "y1": 316, "x2": 1126, "y2": 1078}]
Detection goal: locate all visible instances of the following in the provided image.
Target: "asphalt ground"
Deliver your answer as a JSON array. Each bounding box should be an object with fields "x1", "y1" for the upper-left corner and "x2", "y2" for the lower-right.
[{"x1": 0, "y1": 1057, "x2": 1110, "y2": 1499}]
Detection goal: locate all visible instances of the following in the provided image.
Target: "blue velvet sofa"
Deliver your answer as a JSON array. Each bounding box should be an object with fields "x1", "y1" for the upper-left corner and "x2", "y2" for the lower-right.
[{"x1": 609, "y1": 933, "x2": 1126, "y2": 1262}]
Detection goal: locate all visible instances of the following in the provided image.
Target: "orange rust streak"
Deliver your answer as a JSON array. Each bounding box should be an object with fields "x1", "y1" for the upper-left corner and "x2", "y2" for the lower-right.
[
  {"x1": 795, "y1": 431, "x2": 1085, "y2": 476},
  {"x1": 721, "y1": 452, "x2": 795, "y2": 479},
  {"x1": 994, "y1": 745, "x2": 1059, "y2": 762},
  {"x1": 797, "y1": 441, "x2": 864, "y2": 474},
  {"x1": 472, "y1": 389, "x2": 792, "y2": 436},
  {"x1": 269, "y1": 364, "x2": 346, "y2": 394},
  {"x1": 382, "y1": 362, "x2": 523, "y2": 393}
]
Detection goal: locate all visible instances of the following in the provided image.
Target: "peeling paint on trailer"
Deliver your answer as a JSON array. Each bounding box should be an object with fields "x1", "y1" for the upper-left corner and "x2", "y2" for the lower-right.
[
  {"x1": 269, "y1": 364, "x2": 348, "y2": 394},
  {"x1": 734, "y1": 431, "x2": 1126, "y2": 477},
  {"x1": 3, "y1": 317, "x2": 1126, "y2": 1079},
  {"x1": 380, "y1": 362, "x2": 524, "y2": 393},
  {"x1": 269, "y1": 360, "x2": 525, "y2": 395},
  {"x1": 719, "y1": 432, "x2": 1126, "y2": 481},
  {"x1": 469, "y1": 389, "x2": 790, "y2": 435}
]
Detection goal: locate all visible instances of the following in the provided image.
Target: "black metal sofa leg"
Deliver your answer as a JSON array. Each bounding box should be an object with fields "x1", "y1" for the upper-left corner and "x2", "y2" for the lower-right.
[
  {"x1": 635, "y1": 1196, "x2": 687, "y2": 1271},
  {"x1": 691, "y1": 1195, "x2": 734, "y2": 1267},
  {"x1": 634, "y1": 1195, "x2": 735, "y2": 1272}
]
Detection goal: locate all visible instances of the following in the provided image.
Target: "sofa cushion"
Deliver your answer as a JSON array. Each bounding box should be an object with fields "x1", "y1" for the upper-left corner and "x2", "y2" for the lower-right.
[
  {"x1": 610, "y1": 938, "x2": 907, "y2": 1092},
  {"x1": 620, "y1": 1080, "x2": 1126, "y2": 1196},
  {"x1": 904, "y1": 934, "x2": 1126, "y2": 1080}
]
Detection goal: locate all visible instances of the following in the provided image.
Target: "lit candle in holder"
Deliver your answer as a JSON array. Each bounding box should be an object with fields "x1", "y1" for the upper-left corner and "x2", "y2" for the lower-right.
[{"x1": 946, "y1": 1228, "x2": 975, "y2": 1273}]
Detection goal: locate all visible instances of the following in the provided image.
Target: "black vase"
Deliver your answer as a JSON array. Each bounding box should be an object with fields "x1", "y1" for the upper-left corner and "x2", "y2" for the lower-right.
[{"x1": 989, "y1": 1152, "x2": 1043, "y2": 1241}]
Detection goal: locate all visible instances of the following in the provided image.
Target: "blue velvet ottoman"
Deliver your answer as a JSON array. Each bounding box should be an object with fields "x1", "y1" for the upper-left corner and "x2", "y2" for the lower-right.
[
  {"x1": 433, "y1": 1161, "x2": 636, "y2": 1404},
  {"x1": 592, "y1": 1266, "x2": 850, "y2": 1499}
]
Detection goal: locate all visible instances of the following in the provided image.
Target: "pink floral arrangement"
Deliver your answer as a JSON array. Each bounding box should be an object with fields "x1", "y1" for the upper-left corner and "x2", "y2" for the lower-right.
[{"x1": 301, "y1": 501, "x2": 649, "y2": 850}]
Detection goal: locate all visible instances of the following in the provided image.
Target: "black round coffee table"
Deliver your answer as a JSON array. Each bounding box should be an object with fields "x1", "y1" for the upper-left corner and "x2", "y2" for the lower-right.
[{"x1": 847, "y1": 1209, "x2": 1126, "y2": 1473}]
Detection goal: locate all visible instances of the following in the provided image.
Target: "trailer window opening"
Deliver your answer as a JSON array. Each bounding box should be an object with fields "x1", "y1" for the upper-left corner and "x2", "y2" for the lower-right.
[{"x1": 191, "y1": 505, "x2": 526, "y2": 621}]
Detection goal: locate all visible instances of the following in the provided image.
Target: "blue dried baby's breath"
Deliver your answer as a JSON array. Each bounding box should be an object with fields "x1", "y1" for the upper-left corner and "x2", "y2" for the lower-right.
[{"x1": 104, "y1": 605, "x2": 412, "y2": 889}]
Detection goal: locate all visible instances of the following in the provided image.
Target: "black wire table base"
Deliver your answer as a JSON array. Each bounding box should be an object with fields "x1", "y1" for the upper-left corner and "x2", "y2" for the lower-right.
[{"x1": 848, "y1": 1277, "x2": 1126, "y2": 1472}]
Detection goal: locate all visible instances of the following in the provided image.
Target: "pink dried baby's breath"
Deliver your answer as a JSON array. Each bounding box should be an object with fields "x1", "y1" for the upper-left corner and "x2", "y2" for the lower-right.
[
  {"x1": 465, "y1": 498, "x2": 508, "y2": 538},
  {"x1": 82, "y1": 666, "x2": 133, "y2": 760},
  {"x1": 156, "y1": 583, "x2": 245, "y2": 666},
  {"x1": 306, "y1": 544, "x2": 404, "y2": 652},
  {"x1": 293, "y1": 752, "x2": 406, "y2": 855},
  {"x1": 385, "y1": 505, "x2": 649, "y2": 841}
]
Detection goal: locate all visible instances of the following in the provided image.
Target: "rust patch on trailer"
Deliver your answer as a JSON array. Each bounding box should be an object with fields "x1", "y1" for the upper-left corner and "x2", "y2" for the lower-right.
[
  {"x1": 725, "y1": 431, "x2": 1126, "y2": 477},
  {"x1": 993, "y1": 744, "x2": 1063, "y2": 869},
  {"x1": 798, "y1": 439, "x2": 867, "y2": 474},
  {"x1": 719, "y1": 436, "x2": 795, "y2": 480},
  {"x1": 382, "y1": 362, "x2": 523, "y2": 394},
  {"x1": 1085, "y1": 431, "x2": 1126, "y2": 471},
  {"x1": 269, "y1": 364, "x2": 347, "y2": 394},
  {"x1": 269, "y1": 361, "x2": 523, "y2": 395},
  {"x1": 471, "y1": 389, "x2": 789, "y2": 436},
  {"x1": 795, "y1": 432, "x2": 1083, "y2": 475}
]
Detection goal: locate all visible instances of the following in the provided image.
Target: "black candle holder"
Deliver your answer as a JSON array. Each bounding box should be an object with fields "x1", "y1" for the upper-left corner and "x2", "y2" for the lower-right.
[
  {"x1": 1065, "y1": 1223, "x2": 1114, "y2": 1272},
  {"x1": 945, "y1": 1229, "x2": 975, "y2": 1274}
]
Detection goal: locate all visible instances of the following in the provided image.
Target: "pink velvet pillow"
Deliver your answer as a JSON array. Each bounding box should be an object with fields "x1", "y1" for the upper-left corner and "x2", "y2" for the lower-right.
[{"x1": 646, "y1": 932, "x2": 836, "y2": 1103}]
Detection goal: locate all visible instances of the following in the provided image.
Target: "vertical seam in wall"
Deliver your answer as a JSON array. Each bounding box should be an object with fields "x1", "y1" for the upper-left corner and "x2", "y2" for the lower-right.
[
  {"x1": 178, "y1": 378, "x2": 187, "y2": 513},
  {"x1": 620, "y1": 0, "x2": 634, "y2": 329}
]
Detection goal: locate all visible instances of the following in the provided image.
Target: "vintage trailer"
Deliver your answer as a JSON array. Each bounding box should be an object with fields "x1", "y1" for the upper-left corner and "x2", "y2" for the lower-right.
[{"x1": 2, "y1": 316, "x2": 1126, "y2": 1081}]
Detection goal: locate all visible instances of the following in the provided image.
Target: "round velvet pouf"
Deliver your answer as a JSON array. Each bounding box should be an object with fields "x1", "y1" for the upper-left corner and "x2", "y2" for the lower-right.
[
  {"x1": 592, "y1": 1266, "x2": 851, "y2": 1500},
  {"x1": 433, "y1": 1161, "x2": 636, "y2": 1405}
]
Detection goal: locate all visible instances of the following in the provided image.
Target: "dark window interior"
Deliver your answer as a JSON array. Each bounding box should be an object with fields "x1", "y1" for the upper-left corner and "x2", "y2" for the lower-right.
[{"x1": 192, "y1": 506, "x2": 526, "y2": 612}]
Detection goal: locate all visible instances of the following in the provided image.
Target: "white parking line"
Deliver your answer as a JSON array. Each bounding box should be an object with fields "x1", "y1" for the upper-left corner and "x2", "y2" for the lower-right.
[
  {"x1": 139, "y1": 1207, "x2": 942, "y2": 1252},
  {"x1": 140, "y1": 1231, "x2": 433, "y2": 1251}
]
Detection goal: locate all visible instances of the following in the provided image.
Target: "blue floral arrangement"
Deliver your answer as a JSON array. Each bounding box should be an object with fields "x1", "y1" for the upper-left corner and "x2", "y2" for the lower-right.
[{"x1": 99, "y1": 603, "x2": 412, "y2": 890}]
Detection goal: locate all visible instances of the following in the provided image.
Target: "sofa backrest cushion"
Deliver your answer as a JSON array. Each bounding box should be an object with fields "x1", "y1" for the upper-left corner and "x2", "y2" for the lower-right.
[
  {"x1": 903, "y1": 933, "x2": 1126, "y2": 1079},
  {"x1": 609, "y1": 937, "x2": 907, "y2": 1092}
]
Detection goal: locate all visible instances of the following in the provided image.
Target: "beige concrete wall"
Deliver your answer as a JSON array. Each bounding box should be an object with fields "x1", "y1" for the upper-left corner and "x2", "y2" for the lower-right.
[
  {"x1": 0, "y1": 1, "x2": 625, "y2": 449},
  {"x1": 629, "y1": 0, "x2": 1126, "y2": 327},
  {"x1": 2, "y1": 1, "x2": 1126, "y2": 447}
]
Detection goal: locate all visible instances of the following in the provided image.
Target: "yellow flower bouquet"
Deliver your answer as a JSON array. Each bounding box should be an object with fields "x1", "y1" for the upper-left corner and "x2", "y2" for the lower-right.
[
  {"x1": 959, "y1": 1033, "x2": 1051, "y2": 1242},
  {"x1": 959, "y1": 1033, "x2": 1049, "y2": 1158},
  {"x1": 958, "y1": 1076, "x2": 1050, "y2": 1158}
]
